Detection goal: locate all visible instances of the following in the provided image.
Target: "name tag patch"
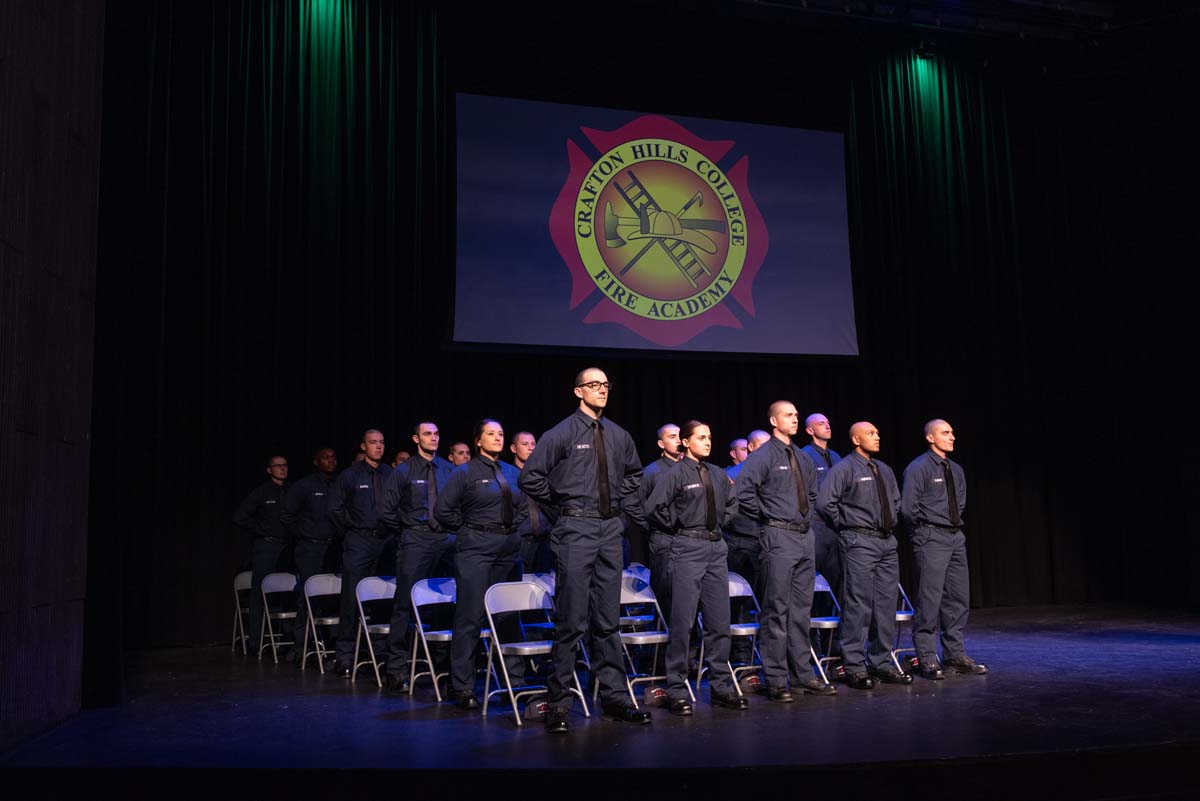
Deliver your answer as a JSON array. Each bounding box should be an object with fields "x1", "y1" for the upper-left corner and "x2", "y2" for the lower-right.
[
  {"x1": 684, "y1": 483, "x2": 702, "y2": 491},
  {"x1": 358, "y1": 484, "x2": 370, "y2": 489},
  {"x1": 933, "y1": 478, "x2": 944, "y2": 484},
  {"x1": 576, "y1": 443, "x2": 592, "y2": 450},
  {"x1": 858, "y1": 476, "x2": 874, "y2": 482}
]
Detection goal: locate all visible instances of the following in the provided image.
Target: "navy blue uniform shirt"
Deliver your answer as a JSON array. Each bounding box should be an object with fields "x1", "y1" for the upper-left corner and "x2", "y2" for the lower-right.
[
  {"x1": 519, "y1": 409, "x2": 645, "y2": 528},
  {"x1": 280, "y1": 472, "x2": 337, "y2": 541},
  {"x1": 434, "y1": 455, "x2": 529, "y2": 531},
  {"x1": 233, "y1": 480, "x2": 288, "y2": 540},
  {"x1": 646, "y1": 458, "x2": 737, "y2": 533},
  {"x1": 380, "y1": 453, "x2": 454, "y2": 532},
  {"x1": 328, "y1": 460, "x2": 392, "y2": 535},
  {"x1": 816, "y1": 451, "x2": 901, "y2": 532},
  {"x1": 514, "y1": 463, "x2": 558, "y2": 537},
  {"x1": 734, "y1": 436, "x2": 820, "y2": 527},
  {"x1": 801, "y1": 443, "x2": 842, "y2": 488},
  {"x1": 900, "y1": 450, "x2": 967, "y2": 530},
  {"x1": 641, "y1": 456, "x2": 680, "y2": 534}
]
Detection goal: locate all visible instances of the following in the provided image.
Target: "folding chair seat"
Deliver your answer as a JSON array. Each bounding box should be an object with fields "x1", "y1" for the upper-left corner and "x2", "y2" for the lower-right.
[
  {"x1": 618, "y1": 563, "x2": 656, "y2": 627},
  {"x1": 810, "y1": 572, "x2": 842, "y2": 684},
  {"x1": 300, "y1": 573, "x2": 341, "y2": 673},
  {"x1": 891, "y1": 582, "x2": 916, "y2": 672},
  {"x1": 231, "y1": 570, "x2": 252, "y2": 654},
  {"x1": 258, "y1": 572, "x2": 298, "y2": 663},
  {"x1": 409, "y1": 577, "x2": 458, "y2": 701},
  {"x1": 483, "y1": 581, "x2": 589, "y2": 726},
  {"x1": 352, "y1": 576, "x2": 396, "y2": 686},
  {"x1": 519, "y1": 573, "x2": 557, "y2": 634}
]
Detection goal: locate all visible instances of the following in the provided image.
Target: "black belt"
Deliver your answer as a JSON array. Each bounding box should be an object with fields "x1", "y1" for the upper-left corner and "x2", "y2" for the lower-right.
[
  {"x1": 919, "y1": 523, "x2": 963, "y2": 533},
  {"x1": 258, "y1": 536, "x2": 285, "y2": 543},
  {"x1": 675, "y1": 529, "x2": 722, "y2": 542},
  {"x1": 561, "y1": 508, "x2": 607, "y2": 519},
  {"x1": 297, "y1": 537, "x2": 332, "y2": 543},
  {"x1": 404, "y1": 523, "x2": 432, "y2": 532},
  {"x1": 467, "y1": 524, "x2": 515, "y2": 535},
  {"x1": 765, "y1": 519, "x2": 810, "y2": 533},
  {"x1": 846, "y1": 527, "x2": 893, "y2": 539}
]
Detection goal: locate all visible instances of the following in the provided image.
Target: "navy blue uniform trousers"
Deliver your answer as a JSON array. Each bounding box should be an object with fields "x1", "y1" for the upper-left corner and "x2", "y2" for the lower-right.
[
  {"x1": 661, "y1": 535, "x2": 735, "y2": 700},
  {"x1": 450, "y1": 526, "x2": 525, "y2": 693},
  {"x1": 838, "y1": 530, "x2": 898, "y2": 673},
  {"x1": 386, "y1": 527, "x2": 450, "y2": 677},
  {"x1": 724, "y1": 533, "x2": 762, "y2": 664},
  {"x1": 292, "y1": 538, "x2": 331, "y2": 652},
  {"x1": 757, "y1": 525, "x2": 816, "y2": 689},
  {"x1": 248, "y1": 538, "x2": 288, "y2": 652},
  {"x1": 547, "y1": 516, "x2": 627, "y2": 709},
  {"x1": 810, "y1": 517, "x2": 843, "y2": 655},
  {"x1": 336, "y1": 530, "x2": 390, "y2": 666},
  {"x1": 911, "y1": 526, "x2": 970, "y2": 664}
]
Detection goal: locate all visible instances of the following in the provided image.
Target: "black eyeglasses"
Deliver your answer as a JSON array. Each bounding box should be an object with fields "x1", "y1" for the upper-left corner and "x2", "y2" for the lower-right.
[{"x1": 576, "y1": 381, "x2": 612, "y2": 391}]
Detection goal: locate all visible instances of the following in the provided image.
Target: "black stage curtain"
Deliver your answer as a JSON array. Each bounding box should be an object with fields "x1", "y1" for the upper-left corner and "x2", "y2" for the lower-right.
[{"x1": 88, "y1": 0, "x2": 1198, "y2": 693}]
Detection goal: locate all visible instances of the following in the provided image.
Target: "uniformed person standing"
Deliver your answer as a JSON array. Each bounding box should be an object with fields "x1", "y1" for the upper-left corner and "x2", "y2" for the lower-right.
[
  {"x1": 642, "y1": 424, "x2": 683, "y2": 605},
  {"x1": 328, "y1": 430, "x2": 392, "y2": 677},
  {"x1": 800, "y1": 413, "x2": 845, "y2": 678},
  {"x1": 727, "y1": 438, "x2": 749, "y2": 471},
  {"x1": 724, "y1": 428, "x2": 771, "y2": 687},
  {"x1": 519, "y1": 367, "x2": 650, "y2": 733},
  {"x1": 735, "y1": 403, "x2": 834, "y2": 701},
  {"x1": 510, "y1": 431, "x2": 555, "y2": 575},
  {"x1": 234, "y1": 454, "x2": 290, "y2": 656},
  {"x1": 816, "y1": 421, "x2": 911, "y2": 688},
  {"x1": 645, "y1": 420, "x2": 748, "y2": 714},
  {"x1": 280, "y1": 446, "x2": 338, "y2": 662},
  {"x1": 900, "y1": 419, "x2": 988, "y2": 680},
  {"x1": 434, "y1": 419, "x2": 528, "y2": 709},
  {"x1": 379, "y1": 421, "x2": 454, "y2": 691}
]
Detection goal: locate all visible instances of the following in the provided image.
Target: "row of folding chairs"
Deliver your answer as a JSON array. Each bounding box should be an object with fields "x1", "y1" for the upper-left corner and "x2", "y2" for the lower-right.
[{"x1": 231, "y1": 566, "x2": 918, "y2": 726}]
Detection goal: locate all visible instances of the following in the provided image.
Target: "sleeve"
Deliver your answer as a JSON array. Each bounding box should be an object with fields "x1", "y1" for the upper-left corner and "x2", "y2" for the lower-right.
[
  {"x1": 327, "y1": 473, "x2": 349, "y2": 535},
  {"x1": 507, "y1": 465, "x2": 529, "y2": 529},
  {"x1": 433, "y1": 467, "x2": 467, "y2": 531},
  {"x1": 644, "y1": 465, "x2": 678, "y2": 532},
  {"x1": 734, "y1": 456, "x2": 764, "y2": 523},
  {"x1": 900, "y1": 462, "x2": 923, "y2": 531},
  {"x1": 518, "y1": 429, "x2": 559, "y2": 505},
  {"x1": 279, "y1": 480, "x2": 304, "y2": 537},
  {"x1": 956, "y1": 464, "x2": 967, "y2": 516},
  {"x1": 800, "y1": 455, "x2": 819, "y2": 515},
  {"x1": 379, "y1": 466, "x2": 406, "y2": 533},
  {"x1": 233, "y1": 486, "x2": 259, "y2": 537},
  {"x1": 619, "y1": 434, "x2": 646, "y2": 530},
  {"x1": 816, "y1": 464, "x2": 845, "y2": 531},
  {"x1": 721, "y1": 471, "x2": 739, "y2": 527},
  {"x1": 888, "y1": 468, "x2": 902, "y2": 523}
]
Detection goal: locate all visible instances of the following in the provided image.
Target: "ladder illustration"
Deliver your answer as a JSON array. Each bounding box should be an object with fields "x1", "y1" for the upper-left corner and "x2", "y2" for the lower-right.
[{"x1": 613, "y1": 171, "x2": 712, "y2": 288}]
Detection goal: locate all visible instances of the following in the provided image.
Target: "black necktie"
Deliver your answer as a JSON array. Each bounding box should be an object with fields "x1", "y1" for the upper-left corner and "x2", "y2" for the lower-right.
[
  {"x1": 594, "y1": 421, "x2": 611, "y2": 517},
  {"x1": 699, "y1": 462, "x2": 717, "y2": 531},
  {"x1": 528, "y1": 497, "x2": 543, "y2": 536},
  {"x1": 785, "y1": 446, "x2": 810, "y2": 517},
  {"x1": 943, "y1": 461, "x2": 961, "y2": 527},
  {"x1": 822, "y1": 449, "x2": 833, "y2": 468},
  {"x1": 372, "y1": 468, "x2": 383, "y2": 510},
  {"x1": 868, "y1": 460, "x2": 894, "y2": 531},
  {"x1": 490, "y1": 461, "x2": 514, "y2": 527},
  {"x1": 426, "y1": 461, "x2": 441, "y2": 531}
]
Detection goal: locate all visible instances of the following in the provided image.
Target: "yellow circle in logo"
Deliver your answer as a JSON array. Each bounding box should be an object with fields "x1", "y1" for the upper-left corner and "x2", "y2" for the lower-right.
[{"x1": 574, "y1": 139, "x2": 746, "y2": 321}]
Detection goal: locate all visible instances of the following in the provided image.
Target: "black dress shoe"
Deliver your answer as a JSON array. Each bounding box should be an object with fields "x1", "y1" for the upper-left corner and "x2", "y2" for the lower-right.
[
  {"x1": 870, "y1": 666, "x2": 914, "y2": 685},
  {"x1": 454, "y1": 692, "x2": 480, "y2": 710},
  {"x1": 766, "y1": 686, "x2": 795, "y2": 703},
  {"x1": 917, "y1": 662, "x2": 945, "y2": 680},
  {"x1": 545, "y1": 707, "x2": 569, "y2": 734},
  {"x1": 384, "y1": 673, "x2": 410, "y2": 693},
  {"x1": 739, "y1": 674, "x2": 766, "y2": 694},
  {"x1": 847, "y1": 672, "x2": 876, "y2": 690},
  {"x1": 795, "y1": 677, "x2": 837, "y2": 696},
  {"x1": 944, "y1": 656, "x2": 988, "y2": 674},
  {"x1": 669, "y1": 698, "x2": 694, "y2": 716},
  {"x1": 711, "y1": 691, "x2": 750, "y2": 710},
  {"x1": 601, "y1": 703, "x2": 652, "y2": 724},
  {"x1": 335, "y1": 663, "x2": 354, "y2": 679}
]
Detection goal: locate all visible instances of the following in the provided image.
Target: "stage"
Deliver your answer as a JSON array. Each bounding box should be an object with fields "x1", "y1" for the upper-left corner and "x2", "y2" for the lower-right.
[{"x1": 4, "y1": 605, "x2": 1198, "y2": 799}]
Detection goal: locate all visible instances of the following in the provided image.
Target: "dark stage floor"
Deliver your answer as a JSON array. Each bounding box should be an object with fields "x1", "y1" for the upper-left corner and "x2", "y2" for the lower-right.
[{"x1": 5, "y1": 605, "x2": 1199, "y2": 800}]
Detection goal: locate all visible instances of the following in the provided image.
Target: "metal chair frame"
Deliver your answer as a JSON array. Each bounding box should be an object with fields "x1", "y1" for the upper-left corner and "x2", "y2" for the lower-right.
[
  {"x1": 694, "y1": 571, "x2": 763, "y2": 698},
  {"x1": 409, "y1": 577, "x2": 456, "y2": 701},
  {"x1": 352, "y1": 576, "x2": 396, "y2": 686},
  {"x1": 603, "y1": 570, "x2": 688, "y2": 708},
  {"x1": 300, "y1": 573, "x2": 341, "y2": 673},
  {"x1": 810, "y1": 572, "x2": 843, "y2": 684},
  {"x1": 258, "y1": 572, "x2": 298, "y2": 663},
  {"x1": 231, "y1": 570, "x2": 252, "y2": 654},
  {"x1": 891, "y1": 582, "x2": 916, "y2": 672}
]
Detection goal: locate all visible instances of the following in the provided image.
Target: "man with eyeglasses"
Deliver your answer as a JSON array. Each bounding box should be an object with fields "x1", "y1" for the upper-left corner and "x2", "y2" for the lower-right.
[
  {"x1": 379, "y1": 421, "x2": 455, "y2": 691},
  {"x1": 520, "y1": 368, "x2": 649, "y2": 733},
  {"x1": 234, "y1": 454, "x2": 291, "y2": 657}
]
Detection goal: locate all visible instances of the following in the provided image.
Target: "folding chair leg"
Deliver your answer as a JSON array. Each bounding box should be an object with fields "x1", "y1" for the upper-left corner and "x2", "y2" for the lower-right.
[
  {"x1": 495, "y1": 647, "x2": 522, "y2": 724},
  {"x1": 481, "y1": 641, "x2": 495, "y2": 716},
  {"x1": 727, "y1": 662, "x2": 744, "y2": 696},
  {"x1": 811, "y1": 644, "x2": 830, "y2": 684},
  {"x1": 352, "y1": 626, "x2": 362, "y2": 682},
  {"x1": 571, "y1": 670, "x2": 591, "y2": 717},
  {"x1": 363, "y1": 622, "x2": 383, "y2": 687}
]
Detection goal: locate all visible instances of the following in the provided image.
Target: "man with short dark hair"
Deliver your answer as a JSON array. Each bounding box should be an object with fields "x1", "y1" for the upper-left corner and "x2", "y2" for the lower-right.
[
  {"x1": 901, "y1": 419, "x2": 987, "y2": 680},
  {"x1": 728, "y1": 438, "x2": 749, "y2": 469},
  {"x1": 735, "y1": 402, "x2": 833, "y2": 701},
  {"x1": 520, "y1": 368, "x2": 649, "y2": 733},
  {"x1": 234, "y1": 454, "x2": 291, "y2": 656},
  {"x1": 281, "y1": 447, "x2": 339, "y2": 663},
  {"x1": 328, "y1": 431, "x2": 391, "y2": 677},
  {"x1": 817, "y1": 422, "x2": 910, "y2": 689},
  {"x1": 447, "y1": 442, "x2": 471, "y2": 467},
  {"x1": 392, "y1": 450, "x2": 411, "y2": 468},
  {"x1": 379, "y1": 421, "x2": 454, "y2": 691}
]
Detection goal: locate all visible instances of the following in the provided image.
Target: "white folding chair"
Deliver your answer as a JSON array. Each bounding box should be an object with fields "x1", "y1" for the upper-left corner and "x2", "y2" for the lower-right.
[
  {"x1": 231, "y1": 570, "x2": 252, "y2": 654},
  {"x1": 810, "y1": 572, "x2": 842, "y2": 684},
  {"x1": 258, "y1": 572, "x2": 298, "y2": 663},
  {"x1": 724, "y1": 571, "x2": 763, "y2": 695},
  {"x1": 410, "y1": 577, "x2": 456, "y2": 701},
  {"x1": 520, "y1": 573, "x2": 557, "y2": 636},
  {"x1": 353, "y1": 576, "x2": 396, "y2": 686},
  {"x1": 482, "y1": 580, "x2": 589, "y2": 726},
  {"x1": 300, "y1": 573, "x2": 341, "y2": 673},
  {"x1": 892, "y1": 582, "x2": 916, "y2": 672},
  {"x1": 604, "y1": 570, "x2": 685, "y2": 707}
]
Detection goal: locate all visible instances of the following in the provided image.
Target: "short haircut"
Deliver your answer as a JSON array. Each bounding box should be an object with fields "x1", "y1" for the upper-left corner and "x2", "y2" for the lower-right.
[
  {"x1": 412, "y1": 421, "x2": 437, "y2": 437},
  {"x1": 312, "y1": 446, "x2": 335, "y2": 460},
  {"x1": 360, "y1": 429, "x2": 382, "y2": 443},
  {"x1": 266, "y1": 454, "x2": 287, "y2": 467},
  {"x1": 729, "y1": 438, "x2": 747, "y2": 449},
  {"x1": 574, "y1": 366, "x2": 604, "y2": 386},
  {"x1": 924, "y1": 418, "x2": 948, "y2": 437},
  {"x1": 656, "y1": 423, "x2": 679, "y2": 440},
  {"x1": 767, "y1": 400, "x2": 792, "y2": 421}
]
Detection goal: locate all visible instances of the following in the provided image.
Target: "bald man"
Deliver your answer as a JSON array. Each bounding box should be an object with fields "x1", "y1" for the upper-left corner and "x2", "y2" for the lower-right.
[
  {"x1": 901, "y1": 420, "x2": 987, "y2": 679},
  {"x1": 735, "y1": 402, "x2": 833, "y2": 701},
  {"x1": 816, "y1": 422, "x2": 909, "y2": 689}
]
